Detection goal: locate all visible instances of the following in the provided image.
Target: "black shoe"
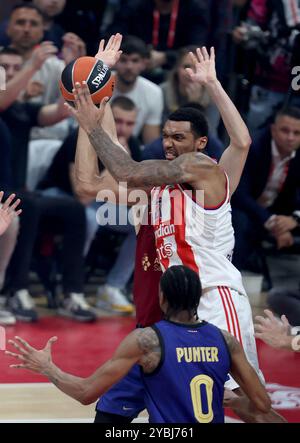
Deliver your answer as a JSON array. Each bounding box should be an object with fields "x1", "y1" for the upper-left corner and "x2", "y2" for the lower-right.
[
  {"x1": 57, "y1": 293, "x2": 96, "y2": 322},
  {"x1": 8, "y1": 290, "x2": 38, "y2": 322}
]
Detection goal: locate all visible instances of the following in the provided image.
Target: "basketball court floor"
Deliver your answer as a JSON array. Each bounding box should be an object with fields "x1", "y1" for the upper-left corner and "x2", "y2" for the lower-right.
[{"x1": 0, "y1": 306, "x2": 299, "y2": 423}]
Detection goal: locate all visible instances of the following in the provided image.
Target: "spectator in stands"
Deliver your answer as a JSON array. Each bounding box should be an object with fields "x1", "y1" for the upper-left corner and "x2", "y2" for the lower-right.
[
  {"x1": 39, "y1": 96, "x2": 140, "y2": 314},
  {"x1": 113, "y1": 35, "x2": 163, "y2": 144},
  {"x1": 0, "y1": 47, "x2": 68, "y2": 189},
  {"x1": 231, "y1": 107, "x2": 300, "y2": 272},
  {"x1": 0, "y1": 192, "x2": 21, "y2": 326},
  {"x1": 5, "y1": 2, "x2": 85, "y2": 149},
  {"x1": 32, "y1": 0, "x2": 66, "y2": 50},
  {"x1": 233, "y1": 0, "x2": 300, "y2": 133},
  {"x1": 0, "y1": 48, "x2": 95, "y2": 323},
  {"x1": 107, "y1": 0, "x2": 209, "y2": 81},
  {"x1": 160, "y1": 46, "x2": 219, "y2": 134},
  {"x1": 54, "y1": 0, "x2": 109, "y2": 55}
]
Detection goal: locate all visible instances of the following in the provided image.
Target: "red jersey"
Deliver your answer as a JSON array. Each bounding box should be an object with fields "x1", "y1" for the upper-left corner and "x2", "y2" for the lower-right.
[{"x1": 133, "y1": 208, "x2": 163, "y2": 327}]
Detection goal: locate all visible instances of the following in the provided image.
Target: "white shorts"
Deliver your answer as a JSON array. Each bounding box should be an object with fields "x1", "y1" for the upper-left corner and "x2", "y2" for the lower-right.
[{"x1": 197, "y1": 286, "x2": 265, "y2": 390}]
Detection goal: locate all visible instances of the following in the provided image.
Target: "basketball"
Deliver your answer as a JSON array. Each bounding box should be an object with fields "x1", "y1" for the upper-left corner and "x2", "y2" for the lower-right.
[{"x1": 59, "y1": 56, "x2": 115, "y2": 104}]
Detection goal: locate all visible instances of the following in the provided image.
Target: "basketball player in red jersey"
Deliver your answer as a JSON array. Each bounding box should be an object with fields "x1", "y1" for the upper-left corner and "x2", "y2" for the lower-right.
[{"x1": 69, "y1": 34, "x2": 285, "y2": 422}]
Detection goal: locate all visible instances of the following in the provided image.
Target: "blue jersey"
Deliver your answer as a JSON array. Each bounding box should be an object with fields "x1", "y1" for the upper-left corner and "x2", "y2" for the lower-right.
[{"x1": 142, "y1": 320, "x2": 231, "y2": 423}]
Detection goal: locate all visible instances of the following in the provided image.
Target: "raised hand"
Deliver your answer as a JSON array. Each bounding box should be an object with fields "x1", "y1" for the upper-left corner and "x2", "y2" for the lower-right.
[
  {"x1": 254, "y1": 310, "x2": 292, "y2": 349},
  {"x1": 6, "y1": 336, "x2": 57, "y2": 374},
  {"x1": 185, "y1": 47, "x2": 217, "y2": 86},
  {"x1": 64, "y1": 82, "x2": 108, "y2": 134},
  {"x1": 0, "y1": 192, "x2": 22, "y2": 236},
  {"x1": 29, "y1": 41, "x2": 58, "y2": 70},
  {"x1": 95, "y1": 33, "x2": 123, "y2": 68},
  {"x1": 61, "y1": 32, "x2": 87, "y2": 65}
]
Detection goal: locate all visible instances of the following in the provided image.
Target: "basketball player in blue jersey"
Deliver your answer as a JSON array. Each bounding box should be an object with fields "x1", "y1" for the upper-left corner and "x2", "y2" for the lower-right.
[{"x1": 6, "y1": 265, "x2": 271, "y2": 423}]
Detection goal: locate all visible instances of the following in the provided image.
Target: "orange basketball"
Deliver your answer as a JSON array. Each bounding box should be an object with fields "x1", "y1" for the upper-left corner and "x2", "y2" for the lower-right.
[{"x1": 59, "y1": 56, "x2": 115, "y2": 104}]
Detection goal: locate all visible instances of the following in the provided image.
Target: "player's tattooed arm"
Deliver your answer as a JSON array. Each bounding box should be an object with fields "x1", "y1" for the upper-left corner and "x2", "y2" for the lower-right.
[
  {"x1": 89, "y1": 126, "x2": 215, "y2": 188},
  {"x1": 136, "y1": 327, "x2": 161, "y2": 373},
  {"x1": 67, "y1": 81, "x2": 214, "y2": 188}
]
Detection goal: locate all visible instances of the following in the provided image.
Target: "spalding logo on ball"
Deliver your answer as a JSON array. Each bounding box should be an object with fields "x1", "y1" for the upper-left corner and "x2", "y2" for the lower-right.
[{"x1": 60, "y1": 56, "x2": 115, "y2": 104}]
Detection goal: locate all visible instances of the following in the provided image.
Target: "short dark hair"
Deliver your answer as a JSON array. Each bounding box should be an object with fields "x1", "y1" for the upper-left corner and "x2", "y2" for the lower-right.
[
  {"x1": 168, "y1": 106, "x2": 209, "y2": 138},
  {"x1": 11, "y1": 2, "x2": 45, "y2": 20},
  {"x1": 111, "y1": 96, "x2": 136, "y2": 112},
  {"x1": 160, "y1": 265, "x2": 202, "y2": 320},
  {"x1": 275, "y1": 106, "x2": 300, "y2": 122},
  {"x1": 120, "y1": 35, "x2": 149, "y2": 58},
  {"x1": 0, "y1": 47, "x2": 22, "y2": 57}
]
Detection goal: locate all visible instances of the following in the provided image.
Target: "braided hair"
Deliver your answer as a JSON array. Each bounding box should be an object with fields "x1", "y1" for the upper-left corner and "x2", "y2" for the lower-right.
[{"x1": 160, "y1": 265, "x2": 202, "y2": 320}]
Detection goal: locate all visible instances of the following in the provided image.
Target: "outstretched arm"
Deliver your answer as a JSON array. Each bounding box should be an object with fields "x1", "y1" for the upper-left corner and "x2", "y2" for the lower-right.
[
  {"x1": 222, "y1": 330, "x2": 271, "y2": 414},
  {"x1": 186, "y1": 47, "x2": 252, "y2": 196},
  {"x1": 67, "y1": 82, "x2": 211, "y2": 188},
  {"x1": 6, "y1": 328, "x2": 156, "y2": 405}
]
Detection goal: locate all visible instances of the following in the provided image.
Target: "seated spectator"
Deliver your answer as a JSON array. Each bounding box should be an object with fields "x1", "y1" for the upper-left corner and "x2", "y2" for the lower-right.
[
  {"x1": 38, "y1": 96, "x2": 140, "y2": 314},
  {"x1": 32, "y1": 0, "x2": 66, "y2": 50},
  {"x1": 4, "y1": 2, "x2": 85, "y2": 147},
  {"x1": 0, "y1": 191, "x2": 21, "y2": 326},
  {"x1": 107, "y1": 0, "x2": 209, "y2": 81},
  {"x1": 0, "y1": 47, "x2": 69, "y2": 189},
  {"x1": 160, "y1": 46, "x2": 219, "y2": 134},
  {"x1": 142, "y1": 103, "x2": 224, "y2": 161},
  {"x1": 233, "y1": 0, "x2": 300, "y2": 133},
  {"x1": 0, "y1": 48, "x2": 94, "y2": 323},
  {"x1": 112, "y1": 35, "x2": 163, "y2": 144},
  {"x1": 231, "y1": 107, "x2": 300, "y2": 272}
]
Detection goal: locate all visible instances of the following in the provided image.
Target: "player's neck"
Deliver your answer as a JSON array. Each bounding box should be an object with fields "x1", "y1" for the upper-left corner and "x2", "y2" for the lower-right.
[{"x1": 168, "y1": 312, "x2": 200, "y2": 325}]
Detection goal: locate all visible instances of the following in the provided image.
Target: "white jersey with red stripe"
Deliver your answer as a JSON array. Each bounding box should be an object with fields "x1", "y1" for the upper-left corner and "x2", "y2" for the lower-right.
[
  {"x1": 150, "y1": 175, "x2": 246, "y2": 295},
  {"x1": 150, "y1": 177, "x2": 264, "y2": 388}
]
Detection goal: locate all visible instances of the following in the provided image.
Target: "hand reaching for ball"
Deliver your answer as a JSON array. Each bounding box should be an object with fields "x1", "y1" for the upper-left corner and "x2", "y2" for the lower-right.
[
  {"x1": 95, "y1": 33, "x2": 123, "y2": 68},
  {"x1": 65, "y1": 82, "x2": 108, "y2": 134}
]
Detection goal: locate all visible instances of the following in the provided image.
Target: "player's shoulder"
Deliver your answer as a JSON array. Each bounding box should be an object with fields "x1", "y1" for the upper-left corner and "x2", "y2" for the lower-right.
[
  {"x1": 135, "y1": 326, "x2": 159, "y2": 345},
  {"x1": 182, "y1": 152, "x2": 220, "y2": 172}
]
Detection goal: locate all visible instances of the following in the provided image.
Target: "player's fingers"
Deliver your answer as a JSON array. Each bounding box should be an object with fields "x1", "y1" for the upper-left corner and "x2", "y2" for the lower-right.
[
  {"x1": 263, "y1": 309, "x2": 277, "y2": 322},
  {"x1": 8, "y1": 198, "x2": 21, "y2": 213},
  {"x1": 114, "y1": 33, "x2": 123, "y2": 50},
  {"x1": 74, "y1": 82, "x2": 87, "y2": 104},
  {"x1": 281, "y1": 314, "x2": 290, "y2": 328},
  {"x1": 8, "y1": 339, "x2": 28, "y2": 355},
  {"x1": 45, "y1": 336, "x2": 58, "y2": 351},
  {"x1": 98, "y1": 39, "x2": 105, "y2": 53},
  {"x1": 196, "y1": 47, "x2": 204, "y2": 63},
  {"x1": 5, "y1": 350, "x2": 25, "y2": 361},
  {"x1": 202, "y1": 47, "x2": 209, "y2": 61},
  {"x1": 210, "y1": 47, "x2": 215, "y2": 60},
  {"x1": 253, "y1": 323, "x2": 265, "y2": 333},
  {"x1": 105, "y1": 35, "x2": 115, "y2": 50},
  {"x1": 14, "y1": 336, "x2": 35, "y2": 353},
  {"x1": 254, "y1": 315, "x2": 269, "y2": 326},
  {"x1": 99, "y1": 96, "x2": 109, "y2": 115},
  {"x1": 10, "y1": 364, "x2": 28, "y2": 369},
  {"x1": 0, "y1": 191, "x2": 3, "y2": 203},
  {"x1": 2, "y1": 193, "x2": 16, "y2": 211},
  {"x1": 15, "y1": 209, "x2": 22, "y2": 217},
  {"x1": 81, "y1": 81, "x2": 93, "y2": 104}
]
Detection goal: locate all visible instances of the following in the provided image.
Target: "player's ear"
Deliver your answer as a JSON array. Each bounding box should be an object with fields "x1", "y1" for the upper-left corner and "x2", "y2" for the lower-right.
[{"x1": 195, "y1": 136, "x2": 208, "y2": 152}]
